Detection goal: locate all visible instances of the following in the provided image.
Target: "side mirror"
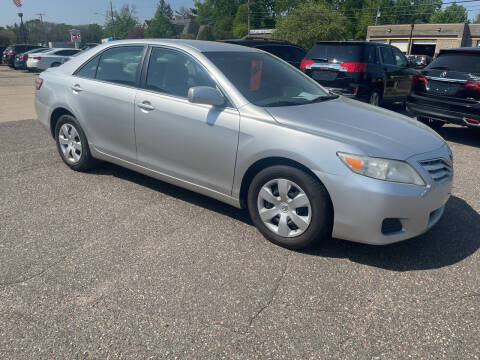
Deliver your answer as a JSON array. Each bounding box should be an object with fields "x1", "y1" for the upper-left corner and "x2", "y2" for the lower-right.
[{"x1": 187, "y1": 86, "x2": 225, "y2": 106}]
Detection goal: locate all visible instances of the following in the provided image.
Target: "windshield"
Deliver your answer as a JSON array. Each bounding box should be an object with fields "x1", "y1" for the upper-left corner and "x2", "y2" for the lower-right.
[{"x1": 204, "y1": 51, "x2": 332, "y2": 107}]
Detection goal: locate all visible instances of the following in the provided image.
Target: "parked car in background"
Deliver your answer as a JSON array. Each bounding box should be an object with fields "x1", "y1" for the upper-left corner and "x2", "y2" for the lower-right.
[
  {"x1": 14, "y1": 48, "x2": 49, "y2": 69},
  {"x1": 27, "y1": 48, "x2": 82, "y2": 72},
  {"x1": 301, "y1": 41, "x2": 417, "y2": 106},
  {"x1": 3, "y1": 44, "x2": 43, "y2": 67},
  {"x1": 407, "y1": 47, "x2": 480, "y2": 130},
  {"x1": 406, "y1": 54, "x2": 433, "y2": 69},
  {"x1": 35, "y1": 39, "x2": 452, "y2": 249},
  {"x1": 218, "y1": 38, "x2": 306, "y2": 68},
  {"x1": 0, "y1": 46, "x2": 5, "y2": 64}
]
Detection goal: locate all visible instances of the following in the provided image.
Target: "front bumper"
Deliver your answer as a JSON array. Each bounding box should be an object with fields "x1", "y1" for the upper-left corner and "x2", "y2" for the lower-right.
[{"x1": 315, "y1": 145, "x2": 452, "y2": 245}]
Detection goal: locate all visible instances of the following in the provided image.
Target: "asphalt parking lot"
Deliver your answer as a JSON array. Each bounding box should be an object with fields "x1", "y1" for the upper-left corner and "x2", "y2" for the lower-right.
[{"x1": 0, "y1": 66, "x2": 479, "y2": 359}]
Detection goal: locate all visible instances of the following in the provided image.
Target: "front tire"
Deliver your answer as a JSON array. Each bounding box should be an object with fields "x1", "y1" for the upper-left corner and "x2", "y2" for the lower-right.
[
  {"x1": 369, "y1": 89, "x2": 382, "y2": 107},
  {"x1": 55, "y1": 115, "x2": 95, "y2": 171},
  {"x1": 247, "y1": 165, "x2": 333, "y2": 250}
]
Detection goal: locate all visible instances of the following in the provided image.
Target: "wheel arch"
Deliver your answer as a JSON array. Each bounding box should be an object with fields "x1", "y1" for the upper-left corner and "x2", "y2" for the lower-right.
[
  {"x1": 238, "y1": 156, "x2": 333, "y2": 212},
  {"x1": 50, "y1": 107, "x2": 75, "y2": 138}
]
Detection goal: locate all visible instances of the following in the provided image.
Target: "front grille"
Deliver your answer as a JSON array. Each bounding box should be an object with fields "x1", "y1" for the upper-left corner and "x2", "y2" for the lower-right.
[
  {"x1": 419, "y1": 158, "x2": 452, "y2": 183},
  {"x1": 381, "y1": 218, "x2": 403, "y2": 235}
]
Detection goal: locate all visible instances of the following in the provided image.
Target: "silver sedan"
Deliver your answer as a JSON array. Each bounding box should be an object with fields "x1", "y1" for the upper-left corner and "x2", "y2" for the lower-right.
[{"x1": 35, "y1": 40, "x2": 453, "y2": 249}]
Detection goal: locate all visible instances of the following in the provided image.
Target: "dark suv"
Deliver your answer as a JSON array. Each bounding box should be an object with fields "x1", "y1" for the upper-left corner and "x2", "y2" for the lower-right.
[
  {"x1": 3, "y1": 44, "x2": 43, "y2": 67},
  {"x1": 407, "y1": 48, "x2": 480, "y2": 129},
  {"x1": 301, "y1": 41, "x2": 417, "y2": 106},
  {"x1": 218, "y1": 38, "x2": 306, "y2": 68}
]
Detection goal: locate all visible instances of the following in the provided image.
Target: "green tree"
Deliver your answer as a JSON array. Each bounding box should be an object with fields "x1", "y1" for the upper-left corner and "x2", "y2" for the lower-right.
[
  {"x1": 273, "y1": 0, "x2": 349, "y2": 49},
  {"x1": 0, "y1": 27, "x2": 16, "y2": 46},
  {"x1": 233, "y1": 3, "x2": 248, "y2": 38},
  {"x1": 475, "y1": 13, "x2": 480, "y2": 23},
  {"x1": 197, "y1": 25, "x2": 215, "y2": 40},
  {"x1": 429, "y1": 3, "x2": 468, "y2": 23},
  {"x1": 144, "y1": 0, "x2": 176, "y2": 38},
  {"x1": 104, "y1": 4, "x2": 138, "y2": 39}
]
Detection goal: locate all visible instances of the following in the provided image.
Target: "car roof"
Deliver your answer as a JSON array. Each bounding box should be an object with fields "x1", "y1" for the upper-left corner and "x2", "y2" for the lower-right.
[
  {"x1": 92, "y1": 39, "x2": 259, "y2": 53},
  {"x1": 439, "y1": 47, "x2": 480, "y2": 54}
]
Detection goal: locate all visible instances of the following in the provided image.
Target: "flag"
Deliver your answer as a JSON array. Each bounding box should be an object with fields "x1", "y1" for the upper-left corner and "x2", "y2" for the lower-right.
[{"x1": 13, "y1": 0, "x2": 22, "y2": 7}]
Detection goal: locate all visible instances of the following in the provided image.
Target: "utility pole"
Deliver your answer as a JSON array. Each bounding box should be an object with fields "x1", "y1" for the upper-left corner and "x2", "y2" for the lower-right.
[
  {"x1": 110, "y1": 1, "x2": 116, "y2": 39},
  {"x1": 247, "y1": 0, "x2": 250, "y2": 36},
  {"x1": 375, "y1": 1, "x2": 380, "y2": 26},
  {"x1": 35, "y1": 13, "x2": 46, "y2": 22},
  {"x1": 18, "y1": 12, "x2": 27, "y2": 43}
]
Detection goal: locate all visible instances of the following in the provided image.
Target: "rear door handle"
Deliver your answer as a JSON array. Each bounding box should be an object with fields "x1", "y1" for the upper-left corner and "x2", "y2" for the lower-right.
[
  {"x1": 137, "y1": 101, "x2": 155, "y2": 111},
  {"x1": 71, "y1": 84, "x2": 83, "y2": 92}
]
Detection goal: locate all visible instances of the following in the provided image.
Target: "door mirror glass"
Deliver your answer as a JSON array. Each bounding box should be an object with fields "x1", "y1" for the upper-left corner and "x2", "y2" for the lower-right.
[{"x1": 188, "y1": 86, "x2": 225, "y2": 106}]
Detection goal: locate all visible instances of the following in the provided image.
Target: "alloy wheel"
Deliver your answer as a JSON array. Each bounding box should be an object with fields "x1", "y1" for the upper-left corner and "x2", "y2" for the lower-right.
[
  {"x1": 257, "y1": 178, "x2": 312, "y2": 237},
  {"x1": 58, "y1": 123, "x2": 82, "y2": 164}
]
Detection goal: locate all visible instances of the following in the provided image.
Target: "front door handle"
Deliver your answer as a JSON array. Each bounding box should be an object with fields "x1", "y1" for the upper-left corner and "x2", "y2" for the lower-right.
[
  {"x1": 71, "y1": 84, "x2": 83, "y2": 92},
  {"x1": 137, "y1": 101, "x2": 155, "y2": 111}
]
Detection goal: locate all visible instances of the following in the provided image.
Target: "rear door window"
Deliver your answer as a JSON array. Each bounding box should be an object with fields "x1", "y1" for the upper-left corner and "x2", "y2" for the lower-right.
[
  {"x1": 96, "y1": 46, "x2": 144, "y2": 86},
  {"x1": 75, "y1": 55, "x2": 101, "y2": 79},
  {"x1": 380, "y1": 47, "x2": 395, "y2": 65},
  {"x1": 426, "y1": 53, "x2": 480, "y2": 73}
]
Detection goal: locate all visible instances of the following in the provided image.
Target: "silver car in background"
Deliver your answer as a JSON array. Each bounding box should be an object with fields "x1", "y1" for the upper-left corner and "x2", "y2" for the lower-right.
[
  {"x1": 35, "y1": 40, "x2": 453, "y2": 249},
  {"x1": 27, "y1": 48, "x2": 82, "y2": 72}
]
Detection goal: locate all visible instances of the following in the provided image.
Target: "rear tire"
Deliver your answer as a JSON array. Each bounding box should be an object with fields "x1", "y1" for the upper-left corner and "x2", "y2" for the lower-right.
[
  {"x1": 369, "y1": 89, "x2": 383, "y2": 107},
  {"x1": 247, "y1": 165, "x2": 333, "y2": 250},
  {"x1": 55, "y1": 115, "x2": 95, "y2": 172}
]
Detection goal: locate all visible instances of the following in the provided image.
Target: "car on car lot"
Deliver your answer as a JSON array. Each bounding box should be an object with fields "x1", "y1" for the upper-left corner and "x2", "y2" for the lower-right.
[
  {"x1": 26, "y1": 48, "x2": 82, "y2": 72},
  {"x1": 0, "y1": 46, "x2": 5, "y2": 64},
  {"x1": 35, "y1": 39, "x2": 452, "y2": 249},
  {"x1": 301, "y1": 41, "x2": 418, "y2": 106},
  {"x1": 3, "y1": 44, "x2": 43, "y2": 67},
  {"x1": 407, "y1": 47, "x2": 480, "y2": 130},
  {"x1": 14, "y1": 48, "x2": 49, "y2": 70},
  {"x1": 218, "y1": 38, "x2": 306, "y2": 68},
  {"x1": 406, "y1": 54, "x2": 433, "y2": 69}
]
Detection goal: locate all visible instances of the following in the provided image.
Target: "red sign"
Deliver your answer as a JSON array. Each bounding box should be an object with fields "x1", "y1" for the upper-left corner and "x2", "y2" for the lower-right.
[{"x1": 13, "y1": 0, "x2": 22, "y2": 7}]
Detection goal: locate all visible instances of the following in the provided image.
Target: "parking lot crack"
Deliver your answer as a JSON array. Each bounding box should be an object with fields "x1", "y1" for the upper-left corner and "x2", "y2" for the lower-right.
[
  {"x1": 248, "y1": 252, "x2": 290, "y2": 327},
  {"x1": 0, "y1": 257, "x2": 66, "y2": 287}
]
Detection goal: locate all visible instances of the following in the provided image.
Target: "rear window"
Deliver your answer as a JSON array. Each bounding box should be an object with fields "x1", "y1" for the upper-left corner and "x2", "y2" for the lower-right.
[
  {"x1": 426, "y1": 53, "x2": 480, "y2": 73},
  {"x1": 306, "y1": 43, "x2": 364, "y2": 62},
  {"x1": 255, "y1": 45, "x2": 306, "y2": 63}
]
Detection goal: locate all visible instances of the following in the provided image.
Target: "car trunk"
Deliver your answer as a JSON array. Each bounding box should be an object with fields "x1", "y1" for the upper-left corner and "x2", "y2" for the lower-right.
[
  {"x1": 413, "y1": 52, "x2": 480, "y2": 104},
  {"x1": 303, "y1": 43, "x2": 365, "y2": 93}
]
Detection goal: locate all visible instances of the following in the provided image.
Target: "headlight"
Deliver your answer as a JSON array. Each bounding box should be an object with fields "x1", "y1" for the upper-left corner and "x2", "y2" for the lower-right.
[{"x1": 337, "y1": 152, "x2": 425, "y2": 186}]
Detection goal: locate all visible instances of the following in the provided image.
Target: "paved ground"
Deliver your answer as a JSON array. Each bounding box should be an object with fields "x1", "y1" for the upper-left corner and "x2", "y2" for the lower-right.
[
  {"x1": 0, "y1": 66, "x2": 38, "y2": 123},
  {"x1": 0, "y1": 66, "x2": 479, "y2": 359}
]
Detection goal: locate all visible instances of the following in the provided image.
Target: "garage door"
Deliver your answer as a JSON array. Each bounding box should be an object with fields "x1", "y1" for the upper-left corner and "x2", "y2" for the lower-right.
[{"x1": 390, "y1": 40, "x2": 408, "y2": 53}]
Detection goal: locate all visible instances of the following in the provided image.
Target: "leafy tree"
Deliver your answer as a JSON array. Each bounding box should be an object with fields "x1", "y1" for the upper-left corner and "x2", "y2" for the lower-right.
[
  {"x1": 273, "y1": 0, "x2": 349, "y2": 49},
  {"x1": 104, "y1": 4, "x2": 138, "y2": 39},
  {"x1": 144, "y1": 0, "x2": 176, "y2": 38},
  {"x1": 233, "y1": 3, "x2": 248, "y2": 38},
  {"x1": 0, "y1": 27, "x2": 16, "y2": 46},
  {"x1": 475, "y1": 13, "x2": 480, "y2": 23},
  {"x1": 197, "y1": 25, "x2": 215, "y2": 40},
  {"x1": 429, "y1": 3, "x2": 468, "y2": 23}
]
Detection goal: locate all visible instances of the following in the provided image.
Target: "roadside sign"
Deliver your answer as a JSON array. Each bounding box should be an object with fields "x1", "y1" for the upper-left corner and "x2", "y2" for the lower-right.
[{"x1": 70, "y1": 29, "x2": 81, "y2": 43}]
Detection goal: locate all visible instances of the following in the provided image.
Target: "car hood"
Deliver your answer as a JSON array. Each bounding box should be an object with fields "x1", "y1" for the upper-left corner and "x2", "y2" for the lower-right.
[{"x1": 265, "y1": 96, "x2": 445, "y2": 160}]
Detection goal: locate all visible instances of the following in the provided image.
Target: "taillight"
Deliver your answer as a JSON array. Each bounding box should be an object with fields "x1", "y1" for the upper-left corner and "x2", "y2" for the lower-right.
[
  {"x1": 20, "y1": 55, "x2": 26, "y2": 60},
  {"x1": 413, "y1": 74, "x2": 428, "y2": 84},
  {"x1": 462, "y1": 80, "x2": 480, "y2": 91},
  {"x1": 33, "y1": 56, "x2": 42, "y2": 60},
  {"x1": 35, "y1": 77, "x2": 43, "y2": 90},
  {"x1": 8, "y1": 50, "x2": 15, "y2": 55},
  {"x1": 340, "y1": 62, "x2": 367, "y2": 72},
  {"x1": 300, "y1": 59, "x2": 314, "y2": 69}
]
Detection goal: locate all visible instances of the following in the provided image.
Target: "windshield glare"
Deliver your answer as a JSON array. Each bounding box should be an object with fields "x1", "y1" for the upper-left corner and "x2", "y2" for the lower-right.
[{"x1": 204, "y1": 51, "x2": 330, "y2": 107}]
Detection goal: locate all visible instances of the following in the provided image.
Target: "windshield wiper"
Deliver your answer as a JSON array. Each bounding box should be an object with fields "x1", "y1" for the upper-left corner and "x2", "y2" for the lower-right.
[
  {"x1": 430, "y1": 66, "x2": 450, "y2": 70},
  {"x1": 306, "y1": 95, "x2": 339, "y2": 104},
  {"x1": 263, "y1": 101, "x2": 302, "y2": 107}
]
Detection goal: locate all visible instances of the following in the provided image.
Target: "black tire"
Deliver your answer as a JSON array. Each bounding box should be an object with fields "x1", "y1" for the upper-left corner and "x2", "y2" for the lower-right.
[
  {"x1": 368, "y1": 89, "x2": 383, "y2": 107},
  {"x1": 418, "y1": 117, "x2": 444, "y2": 130},
  {"x1": 54, "y1": 114, "x2": 95, "y2": 172},
  {"x1": 51, "y1": 62, "x2": 61, "y2": 67},
  {"x1": 247, "y1": 165, "x2": 333, "y2": 250}
]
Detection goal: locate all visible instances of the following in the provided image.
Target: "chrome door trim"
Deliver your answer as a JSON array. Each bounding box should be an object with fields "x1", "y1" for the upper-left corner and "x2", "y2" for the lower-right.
[{"x1": 425, "y1": 76, "x2": 467, "y2": 83}]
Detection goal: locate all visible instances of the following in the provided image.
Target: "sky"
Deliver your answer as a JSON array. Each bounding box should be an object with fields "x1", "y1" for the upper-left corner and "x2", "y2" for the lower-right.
[
  {"x1": 1, "y1": 0, "x2": 195, "y2": 27},
  {"x1": 2, "y1": 0, "x2": 479, "y2": 28}
]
